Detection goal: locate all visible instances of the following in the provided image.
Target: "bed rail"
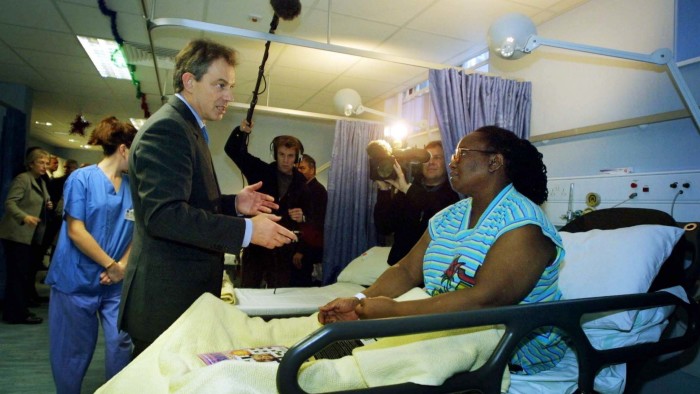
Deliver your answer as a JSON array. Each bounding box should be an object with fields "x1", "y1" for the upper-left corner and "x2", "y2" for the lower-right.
[{"x1": 277, "y1": 291, "x2": 700, "y2": 394}]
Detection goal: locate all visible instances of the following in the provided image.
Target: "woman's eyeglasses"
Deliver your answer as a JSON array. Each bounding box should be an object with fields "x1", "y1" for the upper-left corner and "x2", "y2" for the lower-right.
[{"x1": 451, "y1": 148, "x2": 496, "y2": 163}]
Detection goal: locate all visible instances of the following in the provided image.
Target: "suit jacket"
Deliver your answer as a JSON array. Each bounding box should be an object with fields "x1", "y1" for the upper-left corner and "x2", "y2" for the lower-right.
[
  {"x1": 298, "y1": 177, "x2": 327, "y2": 254},
  {"x1": 0, "y1": 171, "x2": 49, "y2": 245},
  {"x1": 119, "y1": 96, "x2": 247, "y2": 343}
]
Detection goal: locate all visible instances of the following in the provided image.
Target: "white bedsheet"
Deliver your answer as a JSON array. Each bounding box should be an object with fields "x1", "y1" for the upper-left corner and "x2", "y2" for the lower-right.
[{"x1": 234, "y1": 282, "x2": 366, "y2": 317}]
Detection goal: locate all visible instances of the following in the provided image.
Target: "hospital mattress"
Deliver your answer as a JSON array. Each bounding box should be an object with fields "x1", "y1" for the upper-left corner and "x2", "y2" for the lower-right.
[{"x1": 234, "y1": 282, "x2": 366, "y2": 318}]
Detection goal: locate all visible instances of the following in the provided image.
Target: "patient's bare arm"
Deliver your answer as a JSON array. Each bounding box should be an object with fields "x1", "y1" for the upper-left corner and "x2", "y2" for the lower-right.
[
  {"x1": 318, "y1": 231, "x2": 428, "y2": 324},
  {"x1": 326, "y1": 224, "x2": 556, "y2": 323}
]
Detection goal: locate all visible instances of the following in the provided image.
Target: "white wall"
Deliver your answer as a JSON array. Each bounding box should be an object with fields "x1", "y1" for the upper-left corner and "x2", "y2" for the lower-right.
[
  {"x1": 491, "y1": 0, "x2": 682, "y2": 135},
  {"x1": 489, "y1": 0, "x2": 700, "y2": 222},
  {"x1": 206, "y1": 107, "x2": 336, "y2": 194}
]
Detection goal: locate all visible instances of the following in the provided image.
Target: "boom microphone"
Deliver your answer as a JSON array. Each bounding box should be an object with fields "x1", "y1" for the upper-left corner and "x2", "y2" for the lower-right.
[
  {"x1": 270, "y1": 0, "x2": 302, "y2": 21},
  {"x1": 246, "y1": 0, "x2": 302, "y2": 124}
]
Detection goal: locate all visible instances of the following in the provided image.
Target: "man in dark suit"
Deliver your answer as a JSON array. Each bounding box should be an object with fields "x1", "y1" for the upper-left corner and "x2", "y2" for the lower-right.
[
  {"x1": 290, "y1": 154, "x2": 328, "y2": 286},
  {"x1": 119, "y1": 39, "x2": 297, "y2": 357}
]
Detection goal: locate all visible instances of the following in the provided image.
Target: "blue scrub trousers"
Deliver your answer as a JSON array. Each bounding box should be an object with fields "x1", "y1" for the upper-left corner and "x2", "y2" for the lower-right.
[{"x1": 49, "y1": 287, "x2": 132, "y2": 394}]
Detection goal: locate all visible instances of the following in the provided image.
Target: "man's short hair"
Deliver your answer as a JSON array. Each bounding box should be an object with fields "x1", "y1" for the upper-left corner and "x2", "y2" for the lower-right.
[
  {"x1": 173, "y1": 39, "x2": 238, "y2": 93},
  {"x1": 271, "y1": 135, "x2": 304, "y2": 161},
  {"x1": 300, "y1": 154, "x2": 316, "y2": 169}
]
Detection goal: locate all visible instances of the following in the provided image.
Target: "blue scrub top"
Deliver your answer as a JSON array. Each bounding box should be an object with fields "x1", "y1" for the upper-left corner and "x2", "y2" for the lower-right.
[{"x1": 46, "y1": 165, "x2": 134, "y2": 295}]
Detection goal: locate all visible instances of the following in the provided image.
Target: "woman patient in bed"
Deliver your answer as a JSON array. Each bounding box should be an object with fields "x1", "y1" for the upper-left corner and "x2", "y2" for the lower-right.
[{"x1": 319, "y1": 126, "x2": 568, "y2": 375}]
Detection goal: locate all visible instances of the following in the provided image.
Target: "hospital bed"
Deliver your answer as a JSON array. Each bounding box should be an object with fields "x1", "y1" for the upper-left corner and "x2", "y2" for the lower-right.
[
  {"x1": 97, "y1": 209, "x2": 699, "y2": 393},
  {"x1": 278, "y1": 208, "x2": 700, "y2": 393},
  {"x1": 229, "y1": 247, "x2": 391, "y2": 319}
]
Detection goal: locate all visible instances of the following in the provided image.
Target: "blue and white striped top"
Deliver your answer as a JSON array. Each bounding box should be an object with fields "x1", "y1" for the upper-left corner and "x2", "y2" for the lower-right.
[{"x1": 424, "y1": 184, "x2": 568, "y2": 374}]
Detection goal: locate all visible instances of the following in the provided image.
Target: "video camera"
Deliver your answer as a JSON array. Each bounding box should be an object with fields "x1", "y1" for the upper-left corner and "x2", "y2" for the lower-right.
[{"x1": 366, "y1": 139, "x2": 430, "y2": 181}]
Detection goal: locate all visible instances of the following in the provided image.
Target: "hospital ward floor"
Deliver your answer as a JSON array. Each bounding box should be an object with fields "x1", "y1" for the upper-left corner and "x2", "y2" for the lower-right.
[{"x1": 0, "y1": 273, "x2": 105, "y2": 394}]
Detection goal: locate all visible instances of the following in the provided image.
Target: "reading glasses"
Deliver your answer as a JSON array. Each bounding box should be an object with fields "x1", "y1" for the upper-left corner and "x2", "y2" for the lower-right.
[{"x1": 452, "y1": 148, "x2": 497, "y2": 163}]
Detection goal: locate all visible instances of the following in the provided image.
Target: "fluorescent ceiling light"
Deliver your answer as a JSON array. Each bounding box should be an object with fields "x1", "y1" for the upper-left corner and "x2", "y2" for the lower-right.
[{"x1": 77, "y1": 35, "x2": 131, "y2": 80}]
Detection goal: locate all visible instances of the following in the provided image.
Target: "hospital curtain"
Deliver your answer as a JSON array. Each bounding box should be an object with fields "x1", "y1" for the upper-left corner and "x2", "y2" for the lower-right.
[
  {"x1": 428, "y1": 69, "x2": 531, "y2": 163},
  {"x1": 322, "y1": 120, "x2": 384, "y2": 284}
]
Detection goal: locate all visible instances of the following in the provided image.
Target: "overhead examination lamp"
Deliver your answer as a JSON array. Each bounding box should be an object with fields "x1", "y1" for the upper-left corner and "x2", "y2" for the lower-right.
[
  {"x1": 487, "y1": 12, "x2": 700, "y2": 134},
  {"x1": 333, "y1": 88, "x2": 404, "y2": 121}
]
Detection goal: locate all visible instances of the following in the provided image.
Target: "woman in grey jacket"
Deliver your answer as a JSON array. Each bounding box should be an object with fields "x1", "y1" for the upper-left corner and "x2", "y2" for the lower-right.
[{"x1": 0, "y1": 148, "x2": 53, "y2": 324}]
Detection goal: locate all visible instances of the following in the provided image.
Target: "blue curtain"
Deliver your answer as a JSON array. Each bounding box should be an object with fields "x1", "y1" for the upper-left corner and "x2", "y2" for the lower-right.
[
  {"x1": 0, "y1": 105, "x2": 28, "y2": 300},
  {"x1": 322, "y1": 120, "x2": 384, "y2": 284},
  {"x1": 429, "y1": 69, "x2": 532, "y2": 164}
]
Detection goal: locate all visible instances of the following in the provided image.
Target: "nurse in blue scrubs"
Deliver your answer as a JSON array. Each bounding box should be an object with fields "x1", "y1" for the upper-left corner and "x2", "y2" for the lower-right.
[{"x1": 45, "y1": 116, "x2": 137, "y2": 394}]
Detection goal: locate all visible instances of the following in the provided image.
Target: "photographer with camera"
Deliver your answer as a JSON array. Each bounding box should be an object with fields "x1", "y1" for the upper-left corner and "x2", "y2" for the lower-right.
[{"x1": 373, "y1": 140, "x2": 459, "y2": 265}]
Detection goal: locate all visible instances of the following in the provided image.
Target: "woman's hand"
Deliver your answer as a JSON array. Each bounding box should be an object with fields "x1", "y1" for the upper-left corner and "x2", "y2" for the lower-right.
[
  {"x1": 23, "y1": 215, "x2": 41, "y2": 227},
  {"x1": 99, "y1": 261, "x2": 125, "y2": 285},
  {"x1": 318, "y1": 297, "x2": 361, "y2": 324}
]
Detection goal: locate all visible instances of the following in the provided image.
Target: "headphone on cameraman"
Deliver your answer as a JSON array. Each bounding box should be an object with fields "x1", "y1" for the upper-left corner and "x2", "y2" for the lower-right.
[{"x1": 270, "y1": 135, "x2": 305, "y2": 164}]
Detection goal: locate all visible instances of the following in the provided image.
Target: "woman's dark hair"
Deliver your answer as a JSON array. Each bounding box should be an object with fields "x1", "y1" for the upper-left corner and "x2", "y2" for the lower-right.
[
  {"x1": 474, "y1": 126, "x2": 548, "y2": 205},
  {"x1": 87, "y1": 116, "x2": 137, "y2": 156}
]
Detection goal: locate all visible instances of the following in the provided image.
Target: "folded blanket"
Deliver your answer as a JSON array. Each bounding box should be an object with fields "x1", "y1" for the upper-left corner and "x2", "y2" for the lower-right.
[
  {"x1": 221, "y1": 271, "x2": 236, "y2": 304},
  {"x1": 97, "y1": 289, "x2": 508, "y2": 393}
]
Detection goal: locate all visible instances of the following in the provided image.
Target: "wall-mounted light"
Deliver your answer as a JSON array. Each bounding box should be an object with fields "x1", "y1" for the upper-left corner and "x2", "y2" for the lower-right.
[
  {"x1": 487, "y1": 12, "x2": 700, "y2": 134},
  {"x1": 333, "y1": 88, "x2": 403, "y2": 120},
  {"x1": 384, "y1": 122, "x2": 409, "y2": 148}
]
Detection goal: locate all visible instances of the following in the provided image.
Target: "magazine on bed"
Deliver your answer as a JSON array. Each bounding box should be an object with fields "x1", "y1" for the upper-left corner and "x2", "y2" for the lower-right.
[{"x1": 198, "y1": 338, "x2": 377, "y2": 365}]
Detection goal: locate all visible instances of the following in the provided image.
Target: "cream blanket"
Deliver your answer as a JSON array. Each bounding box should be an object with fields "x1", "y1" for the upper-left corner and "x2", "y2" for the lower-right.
[
  {"x1": 98, "y1": 289, "x2": 508, "y2": 393},
  {"x1": 221, "y1": 271, "x2": 236, "y2": 304}
]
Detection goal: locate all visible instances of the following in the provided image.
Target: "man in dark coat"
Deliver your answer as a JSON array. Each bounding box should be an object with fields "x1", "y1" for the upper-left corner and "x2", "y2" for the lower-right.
[
  {"x1": 225, "y1": 125, "x2": 311, "y2": 288},
  {"x1": 290, "y1": 154, "x2": 327, "y2": 286}
]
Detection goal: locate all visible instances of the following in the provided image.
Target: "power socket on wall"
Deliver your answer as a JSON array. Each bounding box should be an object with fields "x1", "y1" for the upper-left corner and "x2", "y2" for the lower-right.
[{"x1": 670, "y1": 181, "x2": 691, "y2": 195}]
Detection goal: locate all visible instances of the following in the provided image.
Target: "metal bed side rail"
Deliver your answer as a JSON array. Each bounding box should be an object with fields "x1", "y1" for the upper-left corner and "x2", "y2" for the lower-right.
[{"x1": 277, "y1": 291, "x2": 700, "y2": 394}]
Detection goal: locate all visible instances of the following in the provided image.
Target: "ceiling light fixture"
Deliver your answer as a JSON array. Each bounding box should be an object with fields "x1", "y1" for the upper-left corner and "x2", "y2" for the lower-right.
[
  {"x1": 77, "y1": 35, "x2": 131, "y2": 80},
  {"x1": 487, "y1": 12, "x2": 700, "y2": 134},
  {"x1": 333, "y1": 88, "x2": 403, "y2": 120}
]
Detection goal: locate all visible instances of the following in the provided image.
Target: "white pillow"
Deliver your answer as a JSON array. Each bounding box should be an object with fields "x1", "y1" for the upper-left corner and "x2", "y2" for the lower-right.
[
  {"x1": 558, "y1": 224, "x2": 684, "y2": 330},
  {"x1": 584, "y1": 286, "x2": 687, "y2": 350},
  {"x1": 337, "y1": 247, "x2": 391, "y2": 286}
]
